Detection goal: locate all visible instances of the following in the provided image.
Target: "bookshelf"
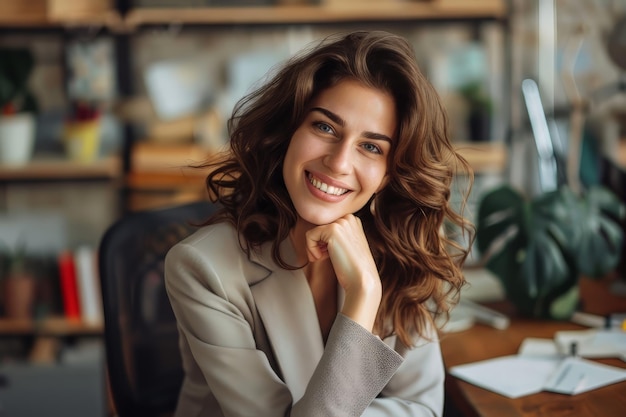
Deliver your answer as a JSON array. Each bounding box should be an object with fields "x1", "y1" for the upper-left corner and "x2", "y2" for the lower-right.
[
  {"x1": 0, "y1": 0, "x2": 510, "y2": 326},
  {"x1": 0, "y1": 0, "x2": 509, "y2": 209},
  {"x1": 0, "y1": 317, "x2": 102, "y2": 337}
]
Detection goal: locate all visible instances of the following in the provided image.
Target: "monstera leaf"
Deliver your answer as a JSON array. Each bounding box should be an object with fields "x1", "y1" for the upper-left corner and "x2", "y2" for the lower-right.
[{"x1": 476, "y1": 184, "x2": 625, "y2": 319}]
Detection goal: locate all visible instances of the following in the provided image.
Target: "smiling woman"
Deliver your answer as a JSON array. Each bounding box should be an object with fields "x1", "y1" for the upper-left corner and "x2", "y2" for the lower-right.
[{"x1": 164, "y1": 31, "x2": 474, "y2": 417}]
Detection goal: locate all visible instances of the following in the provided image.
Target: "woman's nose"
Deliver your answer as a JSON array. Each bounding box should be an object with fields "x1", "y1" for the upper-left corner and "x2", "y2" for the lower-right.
[{"x1": 323, "y1": 141, "x2": 353, "y2": 174}]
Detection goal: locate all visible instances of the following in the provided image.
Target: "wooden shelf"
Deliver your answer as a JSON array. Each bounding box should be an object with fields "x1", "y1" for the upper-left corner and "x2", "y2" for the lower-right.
[
  {"x1": 126, "y1": 171, "x2": 206, "y2": 190},
  {"x1": 125, "y1": 0, "x2": 506, "y2": 27},
  {"x1": 0, "y1": 10, "x2": 123, "y2": 29},
  {"x1": 0, "y1": 0, "x2": 505, "y2": 29},
  {"x1": 454, "y1": 141, "x2": 507, "y2": 175},
  {"x1": 0, "y1": 317, "x2": 103, "y2": 336},
  {"x1": 0, "y1": 155, "x2": 121, "y2": 182},
  {"x1": 48, "y1": 10, "x2": 124, "y2": 30}
]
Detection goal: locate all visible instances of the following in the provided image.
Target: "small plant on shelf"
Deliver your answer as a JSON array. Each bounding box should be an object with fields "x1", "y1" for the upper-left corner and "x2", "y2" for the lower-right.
[
  {"x1": 0, "y1": 239, "x2": 37, "y2": 319},
  {"x1": 0, "y1": 47, "x2": 38, "y2": 115},
  {"x1": 458, "y1": 80, "x2": 493, "y2": 142},
  {"x1": 0, "y1": 47, "x2": 39, "y2": 165}
]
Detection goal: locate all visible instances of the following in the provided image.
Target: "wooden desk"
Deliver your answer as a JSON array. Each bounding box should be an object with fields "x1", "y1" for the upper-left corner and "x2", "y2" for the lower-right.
[{"x1": 440, "y1": 277, "x2": 626, "y2": 417}]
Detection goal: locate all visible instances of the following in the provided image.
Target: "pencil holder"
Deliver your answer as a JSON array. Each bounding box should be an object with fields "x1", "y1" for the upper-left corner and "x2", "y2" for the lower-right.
[{"x1": 63, "y1": 119, "x2": 101, "y2": 163}]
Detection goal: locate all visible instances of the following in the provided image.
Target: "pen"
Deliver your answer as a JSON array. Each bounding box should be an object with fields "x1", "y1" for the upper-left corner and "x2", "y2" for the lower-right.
[{"x1": 605, "y1": 313, "x2": 626, "y2": 330}]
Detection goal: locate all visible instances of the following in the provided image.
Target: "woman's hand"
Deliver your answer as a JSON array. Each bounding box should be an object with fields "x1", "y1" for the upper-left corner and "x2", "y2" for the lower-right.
[{"x1": 305, "y1": 214, "x2": 382, "y2": 332}]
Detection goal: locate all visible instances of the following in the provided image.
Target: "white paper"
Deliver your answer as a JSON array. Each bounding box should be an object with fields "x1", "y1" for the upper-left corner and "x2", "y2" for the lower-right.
[
  {"x1": 543, "y1": 357, "x2": 626, "y2": 394},
  {"x1": 451, "y1": 339, "x2": 626, "y2": 398},
  {"x1": 449, "y1": 355, "x2": 561, "y2": 398},
  {"x1": 518, "y1": 337, "x2": 560, "y2": 358}
]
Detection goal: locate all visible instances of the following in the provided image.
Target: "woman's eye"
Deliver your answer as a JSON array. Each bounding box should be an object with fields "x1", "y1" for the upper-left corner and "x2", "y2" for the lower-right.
[
  {"x1": 362, "y1": 143, "x2": 382, "y2": 154},
  {"x1": 314, "y1": 122, "x2": 334, "y2": 134}
]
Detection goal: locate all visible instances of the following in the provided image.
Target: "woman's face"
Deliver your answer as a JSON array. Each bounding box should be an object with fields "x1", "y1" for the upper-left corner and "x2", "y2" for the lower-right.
[{"x1": 283, "y1": 78, "x2": 396, "y2": 226}]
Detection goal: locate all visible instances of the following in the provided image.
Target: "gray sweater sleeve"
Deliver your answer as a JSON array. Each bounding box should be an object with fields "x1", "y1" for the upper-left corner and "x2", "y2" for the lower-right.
[{"x1": 293, "y1": 314, "x2": 404, "y2": 416}]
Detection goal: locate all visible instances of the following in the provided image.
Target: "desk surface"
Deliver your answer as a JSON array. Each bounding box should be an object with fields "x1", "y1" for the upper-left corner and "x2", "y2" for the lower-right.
[{"x1": 440, "y1": 276, "x2": 626, "y2": 417}]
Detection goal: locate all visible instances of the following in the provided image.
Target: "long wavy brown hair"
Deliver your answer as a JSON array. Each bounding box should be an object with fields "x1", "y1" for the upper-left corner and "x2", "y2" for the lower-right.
[{"x1": 199, "y1": 31, "x2": 474, "y2": 347}]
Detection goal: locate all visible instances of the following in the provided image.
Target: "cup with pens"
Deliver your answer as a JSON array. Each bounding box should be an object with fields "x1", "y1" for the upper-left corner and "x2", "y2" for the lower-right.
[{"x1": 62, "y1": 101, "x2": 101, "y2": 163}]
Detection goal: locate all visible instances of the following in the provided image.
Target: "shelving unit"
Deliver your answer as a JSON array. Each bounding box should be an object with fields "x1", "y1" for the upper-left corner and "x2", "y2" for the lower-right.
[{"x1": 0, "y1": 0, "x2": 510, "y2": 333}]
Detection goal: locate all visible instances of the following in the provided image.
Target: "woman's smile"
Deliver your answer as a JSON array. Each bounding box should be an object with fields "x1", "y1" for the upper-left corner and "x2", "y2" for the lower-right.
[{"x1": 307, "y1": 171, "x2": 351, "y2": 197}]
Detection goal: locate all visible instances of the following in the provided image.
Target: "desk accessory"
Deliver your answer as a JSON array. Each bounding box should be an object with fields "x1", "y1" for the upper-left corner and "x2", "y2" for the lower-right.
[
  {"x1": 606, "y1": 313, "x2": 626, "y2": 330},
  {"x1": 571, "y1": 311, "x2": 626, "y2": 330}
]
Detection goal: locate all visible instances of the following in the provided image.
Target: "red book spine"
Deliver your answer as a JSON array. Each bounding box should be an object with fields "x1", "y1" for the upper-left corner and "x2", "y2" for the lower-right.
[{"x1": 58, "y1": 251, "x2": 81, "y2": 320}]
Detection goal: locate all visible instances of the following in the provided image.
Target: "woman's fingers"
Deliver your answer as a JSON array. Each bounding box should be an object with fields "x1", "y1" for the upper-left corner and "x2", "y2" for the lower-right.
[
  {"x1": 305, "y1": 215, "x2": 382, "y2": 331},
  {"x1": 306, "y1": 238, "x2": 328, "y2": 262},
  {"x1": 305, "y1": 215, "x2": 379, "y2": 292}
]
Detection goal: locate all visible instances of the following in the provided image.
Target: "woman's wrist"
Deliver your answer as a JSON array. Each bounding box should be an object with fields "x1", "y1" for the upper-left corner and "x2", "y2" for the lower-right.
[{"x1": 341, "y1": 284, "x2": 381, "y2": 332}]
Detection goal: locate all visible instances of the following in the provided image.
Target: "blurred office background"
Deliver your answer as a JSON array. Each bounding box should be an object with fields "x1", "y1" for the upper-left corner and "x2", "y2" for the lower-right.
[{"x1": 0, "y1": 1, "x2": 624, "y2": 416}]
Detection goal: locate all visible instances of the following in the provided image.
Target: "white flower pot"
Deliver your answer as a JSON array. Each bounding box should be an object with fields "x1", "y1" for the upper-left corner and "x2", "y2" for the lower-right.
[{"x1": 0, "y1": 113, "x2": 36, "y2": 165}]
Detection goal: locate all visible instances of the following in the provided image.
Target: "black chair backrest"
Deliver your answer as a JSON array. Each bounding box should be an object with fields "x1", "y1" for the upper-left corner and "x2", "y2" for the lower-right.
[{"x1": 99, "y1": 201, "x2": 217, "y2": 417}]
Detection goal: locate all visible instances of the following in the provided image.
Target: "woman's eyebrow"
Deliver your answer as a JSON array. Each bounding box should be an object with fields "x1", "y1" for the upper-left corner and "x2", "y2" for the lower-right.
[
  {"x1": 311, "y1": 107, "x2": 344, "y2": 127},
  {"x1": 310, "y1": 106, "x2": 393, "y2": 143}
]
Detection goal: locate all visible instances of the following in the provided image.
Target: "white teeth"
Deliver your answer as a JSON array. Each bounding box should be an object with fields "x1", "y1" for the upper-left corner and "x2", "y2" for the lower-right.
[{"x1": 308, "y1": 174, "x2": 348, "y2": 196}]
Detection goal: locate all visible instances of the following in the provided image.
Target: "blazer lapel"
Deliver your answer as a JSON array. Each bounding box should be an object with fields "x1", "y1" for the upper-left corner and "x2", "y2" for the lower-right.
[{"x1": 249, "y1": 238, "x2": 324, "y2": 402}]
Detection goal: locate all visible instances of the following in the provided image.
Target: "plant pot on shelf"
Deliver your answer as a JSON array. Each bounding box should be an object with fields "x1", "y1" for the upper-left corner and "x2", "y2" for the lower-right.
[
  {"x1": 468, "y1": 109, "x2": 491, "y2": 142},
  {"x1": 0, "y1": 113, "x2": 36, "y2": 165},
  {"x1": 2, "y1": 273, "x2": 36, "y2": 319}
]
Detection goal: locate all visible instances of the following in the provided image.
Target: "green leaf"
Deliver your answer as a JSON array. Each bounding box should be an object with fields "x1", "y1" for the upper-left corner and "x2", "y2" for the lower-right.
[
  {"x1": 574, "y1": 186, "x2": 625, "y2": 277},
  {"x1": 549, "y1": 285, "x2": 580, "y2": 320},
  {"x1": 0, "y1": 48, "x2": 35, "y2": 111},
  {"x1": 476, "y1": 185, "x2": 528, "y2": 256}
]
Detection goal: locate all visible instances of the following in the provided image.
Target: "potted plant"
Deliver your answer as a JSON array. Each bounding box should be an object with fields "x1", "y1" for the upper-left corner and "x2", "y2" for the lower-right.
[
  {"x1": 0, "y1": 47, "x2": 38, "y2": 165},
  {"x1": 0, "y1": 240, "x2": 37, "y2": 320},
  {"x1": 476, "y1": 184, "x2": 625, "y2": 319},
  {"x1": 458, "y1": 80, "x2": 493, "y2": 142},
  {"x1": 475, "y1": 79, "x2": 626, "y2": 320}
]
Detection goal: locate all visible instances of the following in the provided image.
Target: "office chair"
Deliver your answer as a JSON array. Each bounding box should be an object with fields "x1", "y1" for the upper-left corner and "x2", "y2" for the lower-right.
[{"x1": 99, "y1": 200, "x2": 218, "y2": 417}]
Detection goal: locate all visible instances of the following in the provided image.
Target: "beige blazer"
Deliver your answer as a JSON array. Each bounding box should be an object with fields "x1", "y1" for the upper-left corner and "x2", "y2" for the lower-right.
[{"x1": 164, "y1": 222, "x2": 444, "y2": 417}]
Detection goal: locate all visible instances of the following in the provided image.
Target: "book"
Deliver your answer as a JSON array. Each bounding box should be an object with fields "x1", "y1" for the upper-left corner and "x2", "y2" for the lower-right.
[
  {"x1": 73, "y1": 246, "x2": 103, "y2": 326},
  {"x1": 57, "y1": 251, "x2": 81, "y2": 320}
]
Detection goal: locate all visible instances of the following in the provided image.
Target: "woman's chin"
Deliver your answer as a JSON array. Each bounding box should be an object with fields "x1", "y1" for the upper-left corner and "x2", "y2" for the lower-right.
[{"x1": 297, "y1": 213, "x2": 344, "y2": 227}]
